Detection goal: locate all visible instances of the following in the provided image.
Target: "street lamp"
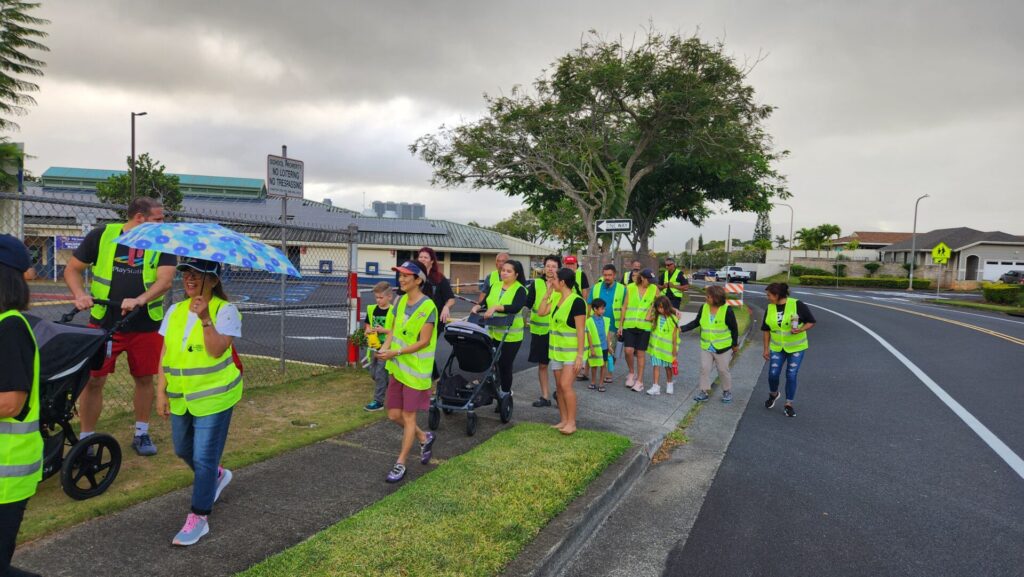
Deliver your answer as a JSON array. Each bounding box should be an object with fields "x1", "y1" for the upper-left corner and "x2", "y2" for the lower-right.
[
  {"x1": 131, "y1": 111, "x2": 148, "y2": 200},
  {"x1": 779, "y1": 203, "x2": 794, "y2": 282},
  {"x1": 907, "y1": 194, "x2": 930, "y2": 290}
]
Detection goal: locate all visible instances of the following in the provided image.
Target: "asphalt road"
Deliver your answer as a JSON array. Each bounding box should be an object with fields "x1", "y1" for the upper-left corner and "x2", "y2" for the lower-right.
[{"x1": 663, "y1": 286, "x2": 1024, "y2": 577}]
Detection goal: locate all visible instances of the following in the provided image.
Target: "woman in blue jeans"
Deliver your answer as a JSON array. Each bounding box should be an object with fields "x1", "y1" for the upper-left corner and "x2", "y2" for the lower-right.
[
  {"x1": 157, "y1": 258, "x2": 243, "y2": 546},
  {"x1": 761, "y1": 283, "x2": 816, "y2": 417}
]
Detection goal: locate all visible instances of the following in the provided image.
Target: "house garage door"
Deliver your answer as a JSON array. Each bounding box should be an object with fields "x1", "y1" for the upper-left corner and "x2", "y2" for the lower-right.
[{"x1": 983, "y1": 260, "x2": 1024, "y2": 281}]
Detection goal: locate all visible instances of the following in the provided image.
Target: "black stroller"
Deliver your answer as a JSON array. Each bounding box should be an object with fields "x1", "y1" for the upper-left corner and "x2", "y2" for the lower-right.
[
  {"x1": 26, "y1": 298, "x2": 135, "y2": 500},
  {"x1": 428, "y1": 313, "x2": 515, "y2": 437}
]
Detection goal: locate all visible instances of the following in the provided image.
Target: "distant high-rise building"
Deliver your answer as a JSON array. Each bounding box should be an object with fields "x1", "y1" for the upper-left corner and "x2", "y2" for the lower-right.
[{"x1": 369, "y1": 200, "x2": 427, "y2": 219}]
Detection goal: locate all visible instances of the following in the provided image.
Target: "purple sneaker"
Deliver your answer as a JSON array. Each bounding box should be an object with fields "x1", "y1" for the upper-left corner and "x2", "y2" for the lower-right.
[
  {"x1": 385, "y1": 463, "x2": 406, "y2": 483},
  {"x1": 420, "y1": 432, "x2": 435, "y2": 464}
]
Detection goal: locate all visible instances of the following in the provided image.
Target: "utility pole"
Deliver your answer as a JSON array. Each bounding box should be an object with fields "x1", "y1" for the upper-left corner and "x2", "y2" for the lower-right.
[{"x1": 908, "y1": 194, "x2": 930, "y2": 290}]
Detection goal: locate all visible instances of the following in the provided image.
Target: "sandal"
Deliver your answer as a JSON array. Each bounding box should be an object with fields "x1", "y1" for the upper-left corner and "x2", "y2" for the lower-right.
[
  {"x1": 597, "y1": 386, "x2": 606, "y2": 392},
  {"x1": 603, "y1": 377, "x2": 614, "y2": 384},
  {"x1": 587, "y1": 383, "x2": 597, "y2": 390}
]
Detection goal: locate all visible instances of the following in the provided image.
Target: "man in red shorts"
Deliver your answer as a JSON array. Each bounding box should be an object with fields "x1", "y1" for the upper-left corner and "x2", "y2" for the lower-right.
[{"x1": 64, "y1": 197, "x2": 176, "y2": 456}]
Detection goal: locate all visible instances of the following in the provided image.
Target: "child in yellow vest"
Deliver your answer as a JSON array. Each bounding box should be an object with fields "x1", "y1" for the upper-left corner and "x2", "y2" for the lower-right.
[
  {"x1": 363, "y1": 282, "x2": 393, "y2": 412},
  {"x1": 585, "y1": 299, "x2": 611, "y2": 392},
  {"x1": 645, "y1": 296, "x2": 679, "y2": 396}
]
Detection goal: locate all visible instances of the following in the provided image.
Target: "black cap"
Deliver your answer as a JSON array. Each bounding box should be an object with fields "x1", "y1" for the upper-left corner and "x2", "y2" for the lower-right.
[
  {"x1": 639, "y1": 268, "x2": 657, "y2": 282},
  {"x1": 177, "y1": 257, "x2": 222, "y2": 278},
  {"x1": 0, "y1": 234, "x2": 32, "y2": 273}
]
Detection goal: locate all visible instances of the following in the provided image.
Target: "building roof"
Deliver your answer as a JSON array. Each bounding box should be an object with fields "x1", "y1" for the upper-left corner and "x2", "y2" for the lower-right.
[
  {"x1": 882, "y1": 227, "x2": 1024, "y2": 252},
  {"x1": 41, "y1": 166, "x2": 268, "y2": 199},
  {"x1": 831, "y1": 231, "x2": 913, "y2": 246}
]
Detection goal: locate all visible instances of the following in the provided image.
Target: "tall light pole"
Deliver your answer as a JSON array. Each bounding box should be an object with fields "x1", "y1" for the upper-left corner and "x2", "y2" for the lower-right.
[
  {"x1": 131, "y1": 111, "x2": 148, "y2": 200},
  {"x1": 779, "y1": 203, "x2": 794, "y2": 282},
  {"x1": 908, "y1": 194, "x2": 929, "y2": 290}
]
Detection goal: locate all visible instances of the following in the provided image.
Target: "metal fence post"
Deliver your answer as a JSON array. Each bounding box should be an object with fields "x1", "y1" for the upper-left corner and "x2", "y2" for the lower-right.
[
  {"x1": 279, "y1": 145, "x2": 288, "y2": 374},
  {"x1": 347, "y1": 223, "x2": 359, "y2": 366}
]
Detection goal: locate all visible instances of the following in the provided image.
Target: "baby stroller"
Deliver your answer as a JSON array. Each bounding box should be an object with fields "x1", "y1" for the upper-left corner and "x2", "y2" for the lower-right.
[
  {"x1": 428, "y1": 313, "x2": 515, "y2": 437},
  {"x1": 26, "y1": 298, "x2": 136, "y2": 500}
]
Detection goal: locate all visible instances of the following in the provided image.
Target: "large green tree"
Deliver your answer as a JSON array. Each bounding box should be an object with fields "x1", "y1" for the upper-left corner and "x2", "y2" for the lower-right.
[
  {"x1": 490, "y1": 207, "x2": 549, "y2": 244},
  {"x1": 0, "y1": 1, "x2": 49, "y2": 133},
  {"x1": 96, "y1": 153, "x2": 183, "y2": 215},
  {"x1": 412, "y1": 29, "x2": 787, "y2": 281}
]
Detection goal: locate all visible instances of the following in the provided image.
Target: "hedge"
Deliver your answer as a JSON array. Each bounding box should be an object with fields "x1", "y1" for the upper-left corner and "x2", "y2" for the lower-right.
[
  {"x1": 982, "y1": 284, "x2": 1022, "y2": 305},
  {"x1": 799, "y1": 275, "x2": 931, "y2": 289},
  {"x1": 790, "y1": 265, "x2": 833, "y2": 277}
]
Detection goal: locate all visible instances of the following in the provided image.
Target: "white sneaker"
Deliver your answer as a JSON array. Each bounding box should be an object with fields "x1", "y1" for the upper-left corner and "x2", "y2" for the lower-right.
[
  {"x1": 665, "y1": 382, "x2": 674, "y2": 395},
  {"x1": 625, "y1": 373, "x2": 635, "y2": 388},
  {"x1": 646, "y1": 384, "x2": 661, "y2": 396}
]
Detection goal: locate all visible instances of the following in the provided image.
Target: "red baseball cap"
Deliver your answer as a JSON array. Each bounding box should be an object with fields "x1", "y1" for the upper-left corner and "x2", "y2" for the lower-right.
[{"x1": 564, "y1": 255, "x2": 578, "y2": 265}]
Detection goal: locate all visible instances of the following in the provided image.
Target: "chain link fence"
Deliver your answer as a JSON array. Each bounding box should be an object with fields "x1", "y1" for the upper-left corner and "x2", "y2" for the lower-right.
[{"x1": 1, "y1": 191, "x2": 355, "y2": 415}]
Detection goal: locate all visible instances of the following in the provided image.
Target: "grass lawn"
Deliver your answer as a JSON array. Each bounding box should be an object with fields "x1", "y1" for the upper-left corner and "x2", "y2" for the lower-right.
[
  {"x1": 753, "y1": 273, "x2": 799, "y2": 285},
  {"x1": 926, "y1": 299, "x2": 1024, "y2": 314},
  {"x1": 21, "y1": 367, "x2": 380, "y2": 543},
  {"x1": 237, "y1": 423, "x2": 631, "y2": 577}
]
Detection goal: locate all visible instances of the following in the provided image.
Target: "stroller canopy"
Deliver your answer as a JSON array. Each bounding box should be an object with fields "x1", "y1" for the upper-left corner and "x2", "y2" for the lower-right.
[{"x1": 26, "y1": 315, "x2": 108, "y2": 385}]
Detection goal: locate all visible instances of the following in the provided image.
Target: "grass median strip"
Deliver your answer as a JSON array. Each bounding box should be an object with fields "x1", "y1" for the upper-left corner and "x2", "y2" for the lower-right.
[
  {"x1": 22, "y1": 367, "x2": 380, "y2": 543},
  {"x1": 237, "y1": 423, "x2": 630, "y2": 577}
]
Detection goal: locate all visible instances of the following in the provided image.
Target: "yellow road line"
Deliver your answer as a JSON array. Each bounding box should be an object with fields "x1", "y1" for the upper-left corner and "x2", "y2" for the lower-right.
[{"x1": 814, "y1": 294, "x2": 1024, "y2": 347}]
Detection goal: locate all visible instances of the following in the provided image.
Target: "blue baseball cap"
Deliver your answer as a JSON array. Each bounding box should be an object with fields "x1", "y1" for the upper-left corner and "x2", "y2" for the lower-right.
[
  {"x1": 392, "y1": 260, "x2": 426, "y2": 283},
  {"x1": 177, "y1": 257, "x2": 222, "y2": 278},
  {"x1": 0, "y1": 234, "x2": 32, "y2": 273}
]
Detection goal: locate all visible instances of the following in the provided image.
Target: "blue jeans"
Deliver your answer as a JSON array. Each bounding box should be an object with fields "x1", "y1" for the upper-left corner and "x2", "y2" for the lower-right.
[
  {"x1": 768, "y1": 350, "x2": 805, "y2": 402},
  {"x1": 171, "y1": 408, "x2": 233, "y2": 515}
]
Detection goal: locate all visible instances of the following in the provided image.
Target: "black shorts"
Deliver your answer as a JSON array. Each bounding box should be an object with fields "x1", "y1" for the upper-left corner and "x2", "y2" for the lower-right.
[
  {"x1": 621, "y1": 328, "x2": 651, "y2": 351},
  {"x1": 528, "y1": 333, "x2": 550, "y2": 365}
]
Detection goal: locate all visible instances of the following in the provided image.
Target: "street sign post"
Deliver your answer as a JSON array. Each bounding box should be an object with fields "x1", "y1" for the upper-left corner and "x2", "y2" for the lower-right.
[
  {"x1": 596, "y1": 219, "x2": 632, "y2": 234},
  {"x1": 267, "y1": 155, "x2": 304, "y2": 199},
  {"x1": 931, "y1": 242, "x2": 950, "y2": 264}
]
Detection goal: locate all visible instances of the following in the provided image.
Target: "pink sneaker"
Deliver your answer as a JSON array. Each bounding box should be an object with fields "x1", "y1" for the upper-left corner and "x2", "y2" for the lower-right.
[
  {"x1": 631, "y1": 381, "x2": 645, "y2": 392},
  {"x1": 625, "y1": 373, "x2": 635, "y2": 388}
]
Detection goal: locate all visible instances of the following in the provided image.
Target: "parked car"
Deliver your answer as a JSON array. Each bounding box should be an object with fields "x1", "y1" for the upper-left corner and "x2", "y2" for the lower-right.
[
  {"x1": 693, "y1": 268, "x2": 717, "y2": 279},
  {"x1": 715, "y1": 266, "x2": 751, "y2": 282},
  {"x1": 999, "y1": 270, "x2": 1024, "y2": 284}
]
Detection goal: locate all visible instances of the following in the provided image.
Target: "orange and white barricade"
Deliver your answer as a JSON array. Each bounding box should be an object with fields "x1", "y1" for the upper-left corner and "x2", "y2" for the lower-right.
[{"x1": 724, "y1": 283, "x2": 744, "y2": 305}]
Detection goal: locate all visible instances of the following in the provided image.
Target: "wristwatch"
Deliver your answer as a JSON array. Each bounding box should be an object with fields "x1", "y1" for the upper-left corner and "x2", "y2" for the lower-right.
[{"x1": 202, "y1": 321, "x2": 213, "y2": 328}]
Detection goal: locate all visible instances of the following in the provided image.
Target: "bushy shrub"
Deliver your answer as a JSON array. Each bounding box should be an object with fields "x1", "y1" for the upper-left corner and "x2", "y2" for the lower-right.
[
  {"x1": 800, "y1": 275, "x2": 930, "y2": 289},
  {"x1": 982, "y1": 284, "x2": 1022, "y2": 305},
  {"x1": 863, "y1": 262, "x2": 881, "y2": 277},
  {"x1": 902, "y1": 263, "x2": 913, "y2": 277},
  {"x1": 790, "y1": 265, "x2": 832, "y2": 277},
  {"x1": 833, "y1": 263, "x2": 847, "y2": 277}
]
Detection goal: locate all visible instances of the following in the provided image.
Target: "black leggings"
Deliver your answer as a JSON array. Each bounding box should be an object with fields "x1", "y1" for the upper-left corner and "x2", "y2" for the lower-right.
[
  {"x1": 0, "y1": 498, "x2": 28, "y2": 574},
  {"x1": 493, "y1": 339, "x2": 522, "y2": 393}
]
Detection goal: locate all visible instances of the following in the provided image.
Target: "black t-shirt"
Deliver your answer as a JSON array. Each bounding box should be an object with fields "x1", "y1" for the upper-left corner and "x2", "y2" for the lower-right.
[
  {"x1": 74, "y1": 226, "x2": 177, "y2": 332},
  {"x1": 761, "y1": 300, "x2": 817, "y2": 331},
  {"x1": 0, "y1": 316, "x2": 36, "y2": 421},
  {"x1": 553, "y1": 295, "x2": 588, "y2": 329},
  {"x1": 369, "y1": 304, "x2": 390, "y2": 328},
  {"x1": 427, "y1": 276, "x2": 455, "y2": 314}
]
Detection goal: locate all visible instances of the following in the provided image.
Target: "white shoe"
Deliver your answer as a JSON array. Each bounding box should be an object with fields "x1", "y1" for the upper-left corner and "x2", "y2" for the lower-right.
[
  {"x1": 625, "y1": 373, "x2": 635, "y2": 388},
  {"x1": 665, "y1": 382, "x2": 674, "y2": 395},
  {"x1": 646, "y1": 384, "x2": 661, "y2": 396}
]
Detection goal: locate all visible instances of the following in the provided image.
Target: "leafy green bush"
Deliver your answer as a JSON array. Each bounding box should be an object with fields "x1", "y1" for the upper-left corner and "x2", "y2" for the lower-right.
[
  {"x1": 800, "y1": 275, "x2": 930, "y2": 289},
  {"x1": 790, "y1": 265, "x2": 832, "y2": 277},
  {"x1": 863, "y1": 262, "x2": 881, "y2": 277},
  {"x1": 982, "y1": 284, "x2": 1022, "y2": 305},
  {"x1": 902, "y1": 263, "x2": 913, "y2": 277},
  {"x1": 833, "y1": 263, "x2": 847, "y2": 277}
]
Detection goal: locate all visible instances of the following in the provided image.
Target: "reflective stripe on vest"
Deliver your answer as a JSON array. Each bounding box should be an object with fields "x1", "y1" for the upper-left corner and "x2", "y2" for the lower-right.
[
  {"x1": 647, "y1": 316, "x2": 678, "y2": 363},
  {"x1": 163, "y1": 297, "x2": 244, "y2": 417},
  {"x1": 529, "y1": 279, "x2": 557, "y2": 336},
  {"x1": 699, "y1": 304, "x2": 732, "y2": 351},
  {"x1": 585, "y1": 316, "x2": 609, "y2": 367},
  {"x1": 384, "y1": 294, "x2": 438, "y2": 390},
  {"x1": 623, "y1": 284, "x2": 657, "y2": 331},
  {"x1": 90, "y1": 223, "x2": 164, "y2": 322},
  {"x1": 0, "y1": 310, "x2": 42, "y2": 503},
  {"x1": 766, "y1": 299, "x2": 808, "y2": 353},
  {"x1": 485, "y1": 280, "x2": 525, "y2": 343},
  {"x1": 548, "y1": 294, "x2": 582, "y2": 363}
]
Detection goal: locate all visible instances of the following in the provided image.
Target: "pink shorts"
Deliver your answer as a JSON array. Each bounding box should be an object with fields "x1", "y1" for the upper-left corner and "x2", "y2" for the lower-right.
[{"x1": 385, "y1": 376, "x2": 432, "y2": 412}]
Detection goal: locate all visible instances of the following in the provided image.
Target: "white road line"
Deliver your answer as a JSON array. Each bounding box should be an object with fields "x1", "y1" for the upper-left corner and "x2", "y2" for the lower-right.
[{"x1": 811, "y1": 302, "x2": 1024, "y2": 481}]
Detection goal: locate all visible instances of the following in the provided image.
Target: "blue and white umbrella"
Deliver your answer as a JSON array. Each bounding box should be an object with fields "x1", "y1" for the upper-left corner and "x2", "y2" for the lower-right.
[{"x1": 114, "y1": 222, "x2": 301, "y2": 277}]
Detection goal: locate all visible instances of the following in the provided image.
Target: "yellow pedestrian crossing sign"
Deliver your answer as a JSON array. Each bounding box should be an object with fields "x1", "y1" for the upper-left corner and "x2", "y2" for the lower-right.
[{"x1": 931, "y1": 242, "x2": 951, "y2": 264}]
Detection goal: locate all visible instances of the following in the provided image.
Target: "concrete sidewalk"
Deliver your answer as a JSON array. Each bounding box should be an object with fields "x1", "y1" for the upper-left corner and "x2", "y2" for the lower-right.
[{"x1": 15, "y1": 301, "x2": 758, "y2": 576}]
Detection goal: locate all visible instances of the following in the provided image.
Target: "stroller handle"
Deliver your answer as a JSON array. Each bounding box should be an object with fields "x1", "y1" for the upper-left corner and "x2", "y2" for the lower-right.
[
  {"x1": 60, "y1": 299, "x2": 143, "y2": 327},
  {"x1": 466, "y1": 312, "x2": 516, "y2": 327}
]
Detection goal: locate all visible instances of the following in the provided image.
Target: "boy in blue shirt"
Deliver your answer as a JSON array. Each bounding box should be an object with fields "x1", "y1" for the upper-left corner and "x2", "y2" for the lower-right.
[{"x1": 585, "y1": 299, "x2": 611, "y2": 392}]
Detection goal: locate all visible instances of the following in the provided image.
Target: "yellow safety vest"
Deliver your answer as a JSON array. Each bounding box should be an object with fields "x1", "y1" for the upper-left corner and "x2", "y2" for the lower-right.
[
  {"x1": 163, "y1": 297, "x2": 243, "y2": 417},
  {"x1": 766, "y1": 299, "x2": 809, "y2": 353},
  {"x1": 623, "y1": 284, "x2": 658, "y2": 331},
  {"x1": 0, "y1": 311, "x2": 41, "y2": 504},
  {"x1": 485, "y1": 281, "x2": 525, "y2": 343},
  {"x1": 385, "y1": 294, "x2": 438, "y2": 390},
  {"x1": 529, "y1": 278, "x2": 558, "y2": 336},
  {"x1": 590, "y1": 282, "x2": 626, "y2": 325},
  {"x1": 699, "y1": 304, "x2": 733, "y2": 352},
  {"x1": 585, "y1": 316, "x2": 609, "y2": 368},
  {"x1": 648, "y1": 315, "x2": 678, "y2": 364},
  {"x1": 662, "y1": 269, "x2": 684, "y2": 298},
  {"x1": 90, "y1": 223, "x2": 164, "y2": 323},
  {"x1": 548, "y1": 293, "x2": 583, "y2": 363}
]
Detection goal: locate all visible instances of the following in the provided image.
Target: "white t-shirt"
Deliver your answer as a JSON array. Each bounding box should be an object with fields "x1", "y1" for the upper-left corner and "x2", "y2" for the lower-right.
[{"x1": 159, "y1": 302, "x2": 243, "y2": 352}]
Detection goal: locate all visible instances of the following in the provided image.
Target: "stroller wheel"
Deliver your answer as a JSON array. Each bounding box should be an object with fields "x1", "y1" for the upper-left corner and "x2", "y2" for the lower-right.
[
  {"x1": 465, "y1": 412, "x2": 478, "y2": 437},
  {"x1": 60, "y1": 433, "x2": 122, "y2": 500},
  {"x1": 428, "y1": 406, "x2": 441, "y2": 431},
  {"x1": 498, "y1": 395, "x2": 514, "y2": 424}
]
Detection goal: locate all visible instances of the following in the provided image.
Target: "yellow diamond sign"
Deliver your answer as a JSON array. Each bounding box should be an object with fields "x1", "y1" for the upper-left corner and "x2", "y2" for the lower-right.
[{"x1": 931, "y1": 242, "x2": 951, "y2": 264}]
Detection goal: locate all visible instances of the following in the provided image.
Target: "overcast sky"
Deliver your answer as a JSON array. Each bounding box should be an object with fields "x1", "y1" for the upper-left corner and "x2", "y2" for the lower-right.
[{"x1": 13, "y1": 0, "x2": 1024, "y2": 251}]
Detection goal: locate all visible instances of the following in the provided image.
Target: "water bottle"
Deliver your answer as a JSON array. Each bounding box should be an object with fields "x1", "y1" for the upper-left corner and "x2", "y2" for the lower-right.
[
  {"x1": 607, "y1": 353, "x2": 615, "y2": 372},
  {"x1": 672, "y1": 359, "x2": 679, "y2": 376},
  {"x1": 790, "y1": 317, "x2": 800, "y2": 331}
]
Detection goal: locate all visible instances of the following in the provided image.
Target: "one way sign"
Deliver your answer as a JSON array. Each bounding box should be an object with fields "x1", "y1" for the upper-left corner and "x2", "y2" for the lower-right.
[{"x1": 596, "y1": 219, "x2": 633, "y2": 234}]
